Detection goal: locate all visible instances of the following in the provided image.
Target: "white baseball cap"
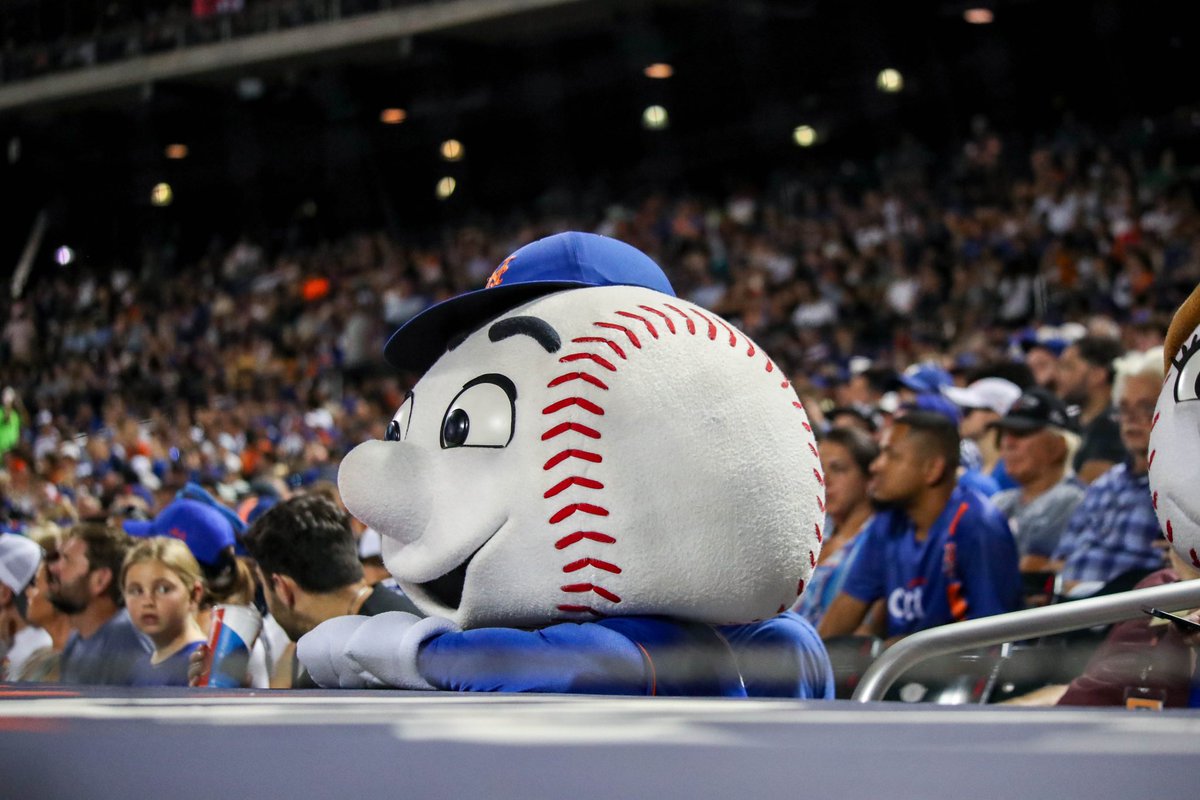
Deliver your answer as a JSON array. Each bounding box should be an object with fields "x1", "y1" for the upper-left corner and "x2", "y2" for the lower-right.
[
  {"x1": 0, "y1": 533, "x2": 42, "y2": 594},
  {"x1": 942, "y1": 377, "x2": 1023, "y2": 416}
]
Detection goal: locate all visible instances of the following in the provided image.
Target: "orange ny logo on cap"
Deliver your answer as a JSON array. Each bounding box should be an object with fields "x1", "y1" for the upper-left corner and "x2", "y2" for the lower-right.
[{"x1": 486, "y1": 255, "x2": 515, "y2": 288}]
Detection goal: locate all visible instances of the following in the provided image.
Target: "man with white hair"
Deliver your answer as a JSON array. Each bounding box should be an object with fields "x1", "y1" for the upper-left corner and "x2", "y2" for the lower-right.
[
  {"x1": 1051, "y1": 348, "x2": 1168, "y2": 590},
  {"x1": 988, "y1": 389, "x2": 1085, "y2": 572}
]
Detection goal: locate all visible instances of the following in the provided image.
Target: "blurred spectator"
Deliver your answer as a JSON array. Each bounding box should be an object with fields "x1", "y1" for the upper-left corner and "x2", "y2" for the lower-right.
[
  {"x1": 48, "y1": 523, "x2": 151, "y2": 685},
  {"x1": 1057, "y1": 336, "x2": 1128, "y2": 484},
  {"x1": 241, "y1": 494, "x2": 421, "y2": 687},
  {"x1": 818, "y1": 411, "x2": 1021, "y2": 640},
  {"x1": 989, "y1": 389, "x2": 1086, "y2": 571},
  {"x1": 1053, "y1": 348, "x2": 1167, "y2": 591},
  {"x1": 943, "y1": 376, "x2": 1023, "y2": 494},
  {"x1": 121, "y1": 537, "x2": 208, "y2": 686},
  {"x1": 1056, "y1": 548, "x2": 1199, "y2": 708},
  {"x1": 0, "y1": 533, "x2": 49, "y2": 680},
  {"x1": 15, "y1": 526, "x2": 72, "y2": 681},
  {"x1": 796, "y1": 427, "x2": 877, "y2": 626},
  {"x1": 0, "y1": 387, "x2": 21, "y2": 455}
]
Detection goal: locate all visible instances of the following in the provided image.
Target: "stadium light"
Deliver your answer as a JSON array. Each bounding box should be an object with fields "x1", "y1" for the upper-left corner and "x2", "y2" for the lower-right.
[
  {"x1": 642, "y1": 105, "x2": 669, "y2": 130},
  {"x1": 876, "y1": 68, "x2": 904, "y2": 93},
  {"x1": 436, "y1": 177, "x2": 457, "y2": 200},
  {"x1": 151, "y1": 183, "x2": 173, "y2": 206},
  {"x1": 793, "y1": 125, "x2": 817, "y2": 147},
  {"x1": 165, "y1": 144, "x2": 188, "y2": 160},
  {"x1": 440, "y1": 139, "x2": 464, "y2": 162},
  {"x1": 380, "y1": 108, "x2": 407, "y2": 125},
  {"x1": 55, "y1": 246, "x2": 75, "y2": 266},
  {"x1": 964, "y1": 8, "x2": 994, "y2": 24},
  {"x1": 644, "y1": 63, "x2": 674, "y2": 79}
]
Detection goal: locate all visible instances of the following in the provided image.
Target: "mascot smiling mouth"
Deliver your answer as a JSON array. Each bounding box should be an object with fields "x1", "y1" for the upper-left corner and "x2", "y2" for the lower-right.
[{"x1": 409, "y1": 532, "x2": 498, "y2": 613}]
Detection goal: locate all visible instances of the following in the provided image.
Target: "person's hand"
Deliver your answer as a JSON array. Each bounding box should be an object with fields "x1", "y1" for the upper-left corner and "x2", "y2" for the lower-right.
[{"x1": 188, "y1": 643, "x2": 209, "y2": 687}]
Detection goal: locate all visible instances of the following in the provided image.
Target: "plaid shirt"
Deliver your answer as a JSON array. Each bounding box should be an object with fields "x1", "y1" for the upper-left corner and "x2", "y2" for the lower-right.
[{"x1": 1053, "y1": 463, "x2": 1166, "y2": 583}]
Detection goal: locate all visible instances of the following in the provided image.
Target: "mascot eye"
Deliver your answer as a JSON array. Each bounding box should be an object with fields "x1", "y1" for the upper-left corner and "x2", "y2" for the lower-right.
[
  {"x1": 1172, "y1": 336, "x2": 1200, "y2": 403},
  {"x1": 440, "y1": 375, "x2": 517, "y2": 449},
  {"x1": 385, "y1": 395, "x2": 414, "y2": 441}
]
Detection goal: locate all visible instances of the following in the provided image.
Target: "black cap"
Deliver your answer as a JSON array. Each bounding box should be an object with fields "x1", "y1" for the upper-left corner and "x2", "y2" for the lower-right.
[{"x1": 989, "y1": 387, "x2": 1080, "y2": 434}]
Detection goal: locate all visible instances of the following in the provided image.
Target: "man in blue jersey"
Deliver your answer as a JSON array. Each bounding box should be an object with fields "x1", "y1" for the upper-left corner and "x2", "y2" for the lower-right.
[{"x1": 818, "y1": 411, "x2": 1022, "y2": 641}]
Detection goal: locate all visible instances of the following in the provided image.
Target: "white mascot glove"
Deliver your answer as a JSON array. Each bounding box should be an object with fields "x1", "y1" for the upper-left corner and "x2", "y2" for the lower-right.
[{"x1": 297, "y1": 612, "x2": 459, "y2": 689}]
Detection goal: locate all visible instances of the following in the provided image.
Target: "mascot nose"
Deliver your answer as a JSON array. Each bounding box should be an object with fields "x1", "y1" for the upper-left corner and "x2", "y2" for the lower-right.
[{"x1": 337, "y1": 440, "x2": 433, "y2": 545}]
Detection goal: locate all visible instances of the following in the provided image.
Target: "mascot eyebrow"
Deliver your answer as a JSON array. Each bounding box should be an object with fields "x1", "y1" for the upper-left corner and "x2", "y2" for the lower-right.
[{"x1": 487, "y1": 316, "x2": 562, "y2": 353}]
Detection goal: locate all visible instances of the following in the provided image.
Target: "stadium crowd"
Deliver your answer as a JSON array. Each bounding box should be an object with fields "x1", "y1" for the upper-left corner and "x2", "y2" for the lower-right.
[{"x1": 1, "y1": 112, "x2": 1198, "y2": 702}]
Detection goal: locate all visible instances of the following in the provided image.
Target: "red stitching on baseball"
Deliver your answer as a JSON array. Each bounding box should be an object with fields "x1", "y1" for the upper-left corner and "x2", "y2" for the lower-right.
[
  {"x1": 560, "y1": 353, "x2": 617, "y2": 372},
  {"x1": 690, "y1": 308, "x2": 719, "y2": 341},
  {"x1": 543, "y1": 397, "x2": 605, "y2": 416},
  {"x1": 808, "y1": 442, "x2": 819, "y2": 460},
  {"x1": 793, "y1": 401, "x2": 804, "y2": 410},
  {"x1": 562, "y1": 557, "x2": 622, "y2": 574},
  {"x1": 549, "y1": 503, "x2": 610, "y2": 524},
  {"x1": 812, "y1": 468, "x2": 824, "y2": 487},
  {"x1": 1153, "y1": 491, "x2": 1158, "y2": 510},
  {"x1": 548, "y1": 372, "x2": 609, "y2": 391},
  {"x1": 561, "y1": 583, "x2": 622, "y2": 603},
  {"x1": 543, "y1": 476, "x2": 605, "y2": 499},
  {"x1": 809, "y1": 550, "x2": 816, "y2": 568},
  {"x1": 555, "y1": 531, "x2": 617, "y2": 549},
  {"x1": 816, "y1": 495, "x2": 825, "y2": 513},
  {"x1": 715, "y1": 317, "x2": 738, "y2": 348},
  {"x1": 664, "y1": 303, "x2": 697, "y2": 335},
  {"x1": 1148, "y1": 449, "x2": 1156, "y2": 469},
  {"x1": 802, "y1": 421, "x2": 812, "y2": 432},
  {"x1": 1191, "y1": 548, "x2": 1200, "y2": 569},
  {"x1": 1151, "y1": 411, "x2": 1160, "y2": 431},
  {"x1": 638, "y1": 304, "x2": 676, "y2": 334},
  {"x1": 780, "y1": 380, "x2": 790, "y2": 389},
  {"x1": 746, "y1": 340, "x2": 756, "y2": 357},
  {"x1": 557, "y1": 604, "x2": 603, "y2": 616},
  {"x1": 571, "y1": 336, "x2": 626, "y2": 360},
  {"x1": 1166, "y1": 520, "x2": 1174, "y2": 542},
  {"x1": 543, "y1": 449, "x2": 602, "y2": 470},
  {"x1": 815, "y1": 522, "x2": 823, "y2": 543},
  {"x1": 765, "y1": 359, "x2": 775, "y2": 374},
  {"x1": 797, "y1": 578, "x2": 805, "y2": 596},
  {"x1": 777, "y1": 604, "x2": 786, "y2": 614},
  {"x1": 594, "y1": 322, "x2": 641, "y2": 349},
  {"x1": 542, "y1": 422, "x2": 602, "y2": 441},
  {"x1": 615, "y1": 311, "x2": 658, "y2": 339}
]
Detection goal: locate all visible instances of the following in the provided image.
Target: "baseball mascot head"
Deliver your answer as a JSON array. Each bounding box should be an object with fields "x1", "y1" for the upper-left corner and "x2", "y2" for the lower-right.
[
  {"x1": 298, "y1": 232, "x2": 825, "y2": 694},
  {"x1": 1148, "y1": 284, "x2": 1200, "y2": 573}
]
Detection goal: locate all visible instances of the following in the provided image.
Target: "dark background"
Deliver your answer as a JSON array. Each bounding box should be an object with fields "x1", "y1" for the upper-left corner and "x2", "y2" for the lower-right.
[{"x1": 0, "y1": 0, "x2": 1196, "y2": 270}]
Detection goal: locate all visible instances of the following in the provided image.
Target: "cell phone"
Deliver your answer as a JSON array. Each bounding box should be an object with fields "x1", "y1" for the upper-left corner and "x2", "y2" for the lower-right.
[{"x1": 1144, "y1": 607, "x2": 1200, "y2": 634}]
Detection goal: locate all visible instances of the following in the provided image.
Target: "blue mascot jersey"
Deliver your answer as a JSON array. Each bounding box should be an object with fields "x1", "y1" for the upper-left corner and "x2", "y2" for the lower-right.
[
  {"x1": 416, "y1": 614, "x2": 834, "y2": 698},
  {"x1": 841, "y1": 485, "x2": 1022, "y2": 637}
]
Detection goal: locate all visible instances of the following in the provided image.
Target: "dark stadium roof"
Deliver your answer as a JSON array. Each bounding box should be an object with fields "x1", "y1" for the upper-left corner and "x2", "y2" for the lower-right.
[{"x1": 1, "y1": 0, "x2": 1197, "y2": 267}]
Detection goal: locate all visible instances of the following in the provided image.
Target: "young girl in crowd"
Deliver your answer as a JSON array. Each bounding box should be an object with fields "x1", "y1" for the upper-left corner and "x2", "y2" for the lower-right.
[{"x1": 122, "y1": 537, "x2": 208, "y2": 686}]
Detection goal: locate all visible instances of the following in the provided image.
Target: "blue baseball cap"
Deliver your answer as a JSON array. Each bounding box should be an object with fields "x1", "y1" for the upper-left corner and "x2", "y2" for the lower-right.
[
  {"x1": 891, "y1": 363, "x2": 954, "y2": 394},
  {"x1": 901, "y1": 393, "x2": 963, "y2": 424},
  {"x1": 124, "y1": 498, "x2": 236, "y2": 568},
  {"x1": 383, "y1": 232, "x2": 675, "y2": 374}
]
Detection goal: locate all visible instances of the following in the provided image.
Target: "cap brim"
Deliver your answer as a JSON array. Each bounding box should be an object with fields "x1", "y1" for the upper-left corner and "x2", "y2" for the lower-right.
[
  {"x1": 383, "y1": 281, "x2": 591, "y2": 374},
  {"x1": 941, "y1": 386, "x2": 982, "y2": 409},
  {"x1": 988, "y1": 418, "x2": 1045, "y2": 433},
  {"x1": 122, "y1": 519, "x2": 156, "y2": 537}
]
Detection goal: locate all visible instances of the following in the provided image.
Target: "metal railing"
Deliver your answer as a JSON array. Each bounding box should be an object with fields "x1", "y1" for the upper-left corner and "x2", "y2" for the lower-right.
[{"x1": 851, "y1": 580, "x2": 1200, "y2": 702}]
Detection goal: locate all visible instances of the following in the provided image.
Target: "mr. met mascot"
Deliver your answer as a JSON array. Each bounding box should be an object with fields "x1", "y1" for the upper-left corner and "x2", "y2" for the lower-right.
[{"x1": 298, "y1": 232, "x2": 831, "y2": 696}]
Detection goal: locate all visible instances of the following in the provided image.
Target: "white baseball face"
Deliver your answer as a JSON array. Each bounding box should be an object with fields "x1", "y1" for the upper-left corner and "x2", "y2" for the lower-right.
[
  {"x1": 338, "y1": 285, "x2": 824, "y2": 629},
  {"x1": 1148, "y1": 323, "x2": 1200, "y2": 571}
]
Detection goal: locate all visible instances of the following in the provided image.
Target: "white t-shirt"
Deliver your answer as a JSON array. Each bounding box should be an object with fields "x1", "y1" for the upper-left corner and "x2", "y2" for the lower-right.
[{"x1": 2, "y1": 625, "x2": 53, "y2": 681}]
